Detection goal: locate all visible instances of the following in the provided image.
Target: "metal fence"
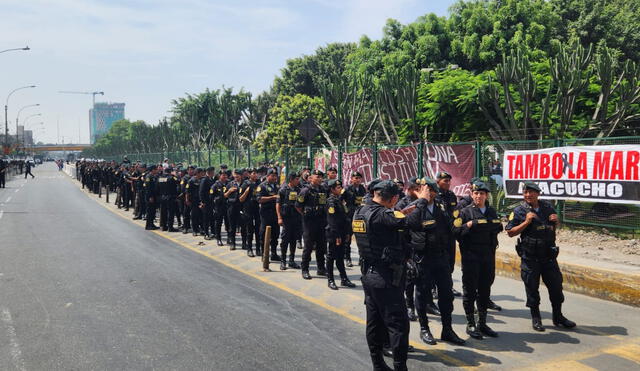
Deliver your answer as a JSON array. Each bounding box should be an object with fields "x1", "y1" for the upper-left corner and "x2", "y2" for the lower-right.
[{"x1": 98, "y1": 136, "x2": 640, "y2": 232}]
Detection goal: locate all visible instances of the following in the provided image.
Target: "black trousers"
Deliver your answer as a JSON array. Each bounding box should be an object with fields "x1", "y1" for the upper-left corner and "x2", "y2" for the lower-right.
[
  {"x1": 520, "y1": 257, "x2": 564, "y2": 308},
  {"x1": 280, "y1": 216, "x2": 301, "y2": 260},
  {"x1": 227, "y1": 203, "x2": 242, "y2": 245},
  {"x1": 415, "y1": 253, "x2": 454, "y2": 326},
  {"x1": 242, "y1": 209, "x2": 260, "y2": 249},
  {"x1": 213, "y1": 205, "x2": 226, "y2": 239},
  {"x1": 24, "y1": 168, "x2": 34, "y2": 178},
  {"x1": 191, "y1": 203, "x2": 202, "y2": 233},
  {"x1": 461, "y1": 248, "x2": 495, "y2": 314},
  {"x1": 145, "y1": 200, "x2": 157, "y2": 227},
  {"x1": 326, "y1": 238, "x2": 347, "y2": 281},
  {"x1": 134, "y1": 191, "x2": 145, "y2": 218},
  {"x1": 202, "y1": 203, "x2": 213, "y2": 237},
  {"x1": 181, "y1": 201, "x2": 191, "y2": 230},
  {"x1": 159, "y1": 197, "x2": 176, "y2": 229},
  {"x1": 301, "y1": 219, "x2": 326, "y2": 271},
  {"x1": 0, "y1": 172, "x2": 5, "y2": 188},
  {"x1": 362, "y1": 271, "x2": 409, "y2": 371},
  {"x1": 447, "y1": 237, "x2": 457, "y2": 273},
  {"x1": 260, "y1": 213, "x2": 279, "y2": 255}
]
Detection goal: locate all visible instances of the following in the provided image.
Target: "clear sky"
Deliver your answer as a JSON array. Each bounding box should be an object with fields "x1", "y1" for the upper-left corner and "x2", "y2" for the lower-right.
[{"x1": 1, "y1": 0, "x2": 455, "y2": 144}]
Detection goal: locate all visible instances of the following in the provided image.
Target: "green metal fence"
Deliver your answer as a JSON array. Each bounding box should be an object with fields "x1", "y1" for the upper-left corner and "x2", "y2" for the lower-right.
[{"x1": 97, "y1": 135, "x2": 640, "y2": 231}]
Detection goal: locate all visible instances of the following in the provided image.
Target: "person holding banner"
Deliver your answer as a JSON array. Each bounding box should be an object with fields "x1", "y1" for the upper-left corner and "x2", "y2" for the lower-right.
[
  {"x1": 505, "y1": 182, "x2": 576, "y2": 332},
  {"x1": 453, "y1": 181, "x2": 503, "y2": 340}
]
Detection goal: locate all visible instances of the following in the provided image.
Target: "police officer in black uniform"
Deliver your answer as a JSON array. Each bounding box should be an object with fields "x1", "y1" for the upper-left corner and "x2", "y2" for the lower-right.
[
  {"x1": 406, "y1": 178, "x2": 465, "y2": 346},
  {"x1": 240, "y1": 168, "x2": 261, "y2": 257},
  {"x1": 296, "y1": 169, "x2": 328, "y2": 280},
  {"x1": 435, "y1": 171, "x2": 463, "y2": 297},
  {"x1": 0, "y1": 159, "x2": 8, "y2": 188},
  {"x1": 211, "y1": 170, "x2": 229, "y2": 246},
  {"x1": 186, "y1": 168, "x2": 204, "y2": 236},
  {"x1": 453, "y1": 181, "x2": 503, "y2": 340},
  {"x1": 506, "y1": 181, "x2": 575, "y2": 331},
  {"x1": 144, "y1": 165, "x2": 160, "y2": 230},
  {"x1": 132, "y1": 164, "x2": 147, "y2": 220},
  {"x1": 352, "y1": 180, "x2": 420, "y2": 371},
  {"x1": 157, "y1": 167, "x2": 179, "y2": 232},
  {"x1": 257, "y1": 168, "x2": 280, "y2": 260},
  {"x1": 224, "y1": 169, "x2": 244, "y2": 250},
  {"x1": 343, "y1": 171, "x2": 366, "y2": 267},
  {"x1": 199, "y1": 167, "x2": 216, "y2": 240},
  {"x1": 325, "y1": 179, "x2": 356, "y2": 290},
  {"x1": 276, "y1": 171, "x2": 302, "y2": 270},
  {"x1": 179, "y1": 166, "x2": 195, "y2": 233}
]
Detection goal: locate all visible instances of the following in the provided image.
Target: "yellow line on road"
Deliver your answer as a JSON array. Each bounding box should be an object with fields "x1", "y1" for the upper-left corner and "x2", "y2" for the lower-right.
[
  {"x1": 69, "y1": 176, "x2": 471, "y2": 369},
  {"x1": 603, "y1": 343, "x2": 640, "y2": 363}
]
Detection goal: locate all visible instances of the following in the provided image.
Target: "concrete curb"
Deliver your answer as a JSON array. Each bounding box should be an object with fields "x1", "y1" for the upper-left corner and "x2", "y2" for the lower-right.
[{"x1": 456, "y1": 250, "x2": 640, "y2": 307}]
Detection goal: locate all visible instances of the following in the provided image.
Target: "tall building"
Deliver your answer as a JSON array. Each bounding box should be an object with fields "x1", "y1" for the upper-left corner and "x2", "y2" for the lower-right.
[{"x1": 89, "y1": 102, "x2": 125, "y2": 144}]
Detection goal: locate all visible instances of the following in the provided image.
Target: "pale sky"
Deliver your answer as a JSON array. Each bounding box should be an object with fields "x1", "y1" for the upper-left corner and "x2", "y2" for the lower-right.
[{"x1": 1, "y1": 0, "x2": 454, "y2": 144}]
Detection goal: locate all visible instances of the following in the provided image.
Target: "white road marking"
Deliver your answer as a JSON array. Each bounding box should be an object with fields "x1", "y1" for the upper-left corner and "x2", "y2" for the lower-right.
[
  {"x1": 0, "y1": 210, "x2": 3, "y2": 220},
  {"x1": 5, "y1": 196, "x2": 11, "y2": 202},
  {"x1": 15, "y1": 189, "x2": 19, "y2": 193},
  {"x1": 1, "y1": 308, "x2": 26, "y2": 371}
]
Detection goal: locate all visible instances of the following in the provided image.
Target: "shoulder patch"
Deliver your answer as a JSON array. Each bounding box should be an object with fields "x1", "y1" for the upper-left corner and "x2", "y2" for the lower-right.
[
  {"x1": 393, "y1": 210, "x2": 406, "y2": 219},
  {"x1": 328, "y1": 206, "x2": 335, "y2": 214},
  {"x1": 297, "y1": 195, "x2": 305, "y2": 203},
  {"x1": 454, "y1": 218, "x2": 463, "y2": 228},
  {"x1": 422, "y1": 220, "x2": 436, "y2": 226},
  {"x1": 509, "y1": 212, "x2": 514, "y2": 221},
  {"x1": 453, "y1": 210, "x2": 459, "y2": 218}
]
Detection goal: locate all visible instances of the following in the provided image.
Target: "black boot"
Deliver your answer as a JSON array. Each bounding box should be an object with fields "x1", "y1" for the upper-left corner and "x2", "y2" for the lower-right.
[
  {"x1": 371, "y1": 353, "x2": 392, "y2": 371},
  {"x1": 441, "y1": 325, "x2": 465, "y2": 345},
  {"x1": 270, "y1": 253, "x2": 281, "y2": 262},
  {"x1": 465, "y1": 313, "x2": 483, "y2": 339},
  {"x1": 407, "y1": 307, "x2": 418, "y2": 322},
  {"x1": 328, "y1": 279, "x2": 338, "y2": 290},
  {"x1": 317, "y1": 268, "x2": 327, "y2": 276},
  {"x1": 288, "y1": 257, "x2": 300, "y2": 269},
  {"x1": 340, "y1": 277, "x2": 356, "y2": 288},
  {"x1": 302, "y1": 270, "x2": 312, "y2": 280},
  {"x1": 229, "y1": 242, "x2": 236, "y2": 251},
  {"x1": 217, "y1": 237, "x2": 224, "y2": 246},
  {"x1": 346, "y1": 258, "x2": 353, "y2": 267},
  {"x1": 418, "y1": 317, "x2": 436, "y2": 345},
  {"x1": 487, "y1": 299, "x2": 502, "y2": 311},
  {"x1": 280, "y1": 260, "x2": 287, "y2": 271},
  {"x1": 552, "y1": 303, "x2": 576, "y2": 328},
  {"x1": 478, "y1": 310, "x2": 498, "y2": 337},
  {"x1": 531, "y1": 307, "x2": 545, "y2": 332},
  {"x1": 247, "y1": 248, "x2": 255, "y2": 258},
  {"x1": 425, "y1": 303, "x2": 440, "y2": 316}
]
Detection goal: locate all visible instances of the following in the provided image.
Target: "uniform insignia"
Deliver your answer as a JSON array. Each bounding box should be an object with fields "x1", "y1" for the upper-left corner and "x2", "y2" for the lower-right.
[
  {"x1": 492, "y1": 219, "x2": 502, "y2": 223},
  {"x1": 352, "y1": 220, "x2": 366, "y2": 233},
  {"x1": 210, "y1": 189, "x2": 213, "y2": 194},
  {"x1": 256, "y1": 186, "x2": 261, "y2": 192},
  {"x1": 478, "y1": 219, "x2": 487, "y2": 224},
  {"x1": 453, "y1": 210, "x2": 459, "y2": 218},
  {"x1": 454, "y1": 218, "x2": 463, "y2": 227},
  {"x1": 289, "y1": 192, "x2": 297, "y2": 201},
  {"x1": 297, "y1": 195, "x2": 305, "y2": 203},
  {"x1": 223, "y1": 187, "x2": 227, "y2": 192},
  {"x1": 440, "y1": 204, "x2": 445, "y2": 211},
  {"x1": 451, "y1": 202, "x2": 456, "y2": 206},
  {"x1": 186, "y1": 184, "x2": 189, "y2": 189},
  {"x1": 180, "y1": 180, "x2": 184, "y2": 185},
  {"x1": 328, "y1": 206, "x2": 335, "y2": 214},
  {"x1": 509, "y1": 212, "x2": 514, "y2": 221},
  {"x1": 393, "y1": 210, "x2": 406, "y2": 219},
  {"x1": 340, "y1": 189, "x2": 345, "y2": 194},
  {"x1": 422, "y1": 220, "x2": 436, "y2": 226},
  {"x1": 319, "y1": 193, "x2": 327, "y2": 204},
  {"x1": 355, "y1": 196, "x2": 363, "y2": 205}
]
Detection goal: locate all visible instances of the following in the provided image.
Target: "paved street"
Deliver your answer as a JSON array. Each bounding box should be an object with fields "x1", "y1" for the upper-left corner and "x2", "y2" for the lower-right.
[{"x1": 1, "y1": 163, "x2": 639, "y2": 370}]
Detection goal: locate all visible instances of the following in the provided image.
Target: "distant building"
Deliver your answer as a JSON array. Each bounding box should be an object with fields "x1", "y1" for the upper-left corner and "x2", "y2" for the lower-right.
[
  {"x1": 24, "y1": 130, "x2": 33, "y2": 146},
  {"x1": 89, "y1": 102, "x2": 125, "y2": 144}
]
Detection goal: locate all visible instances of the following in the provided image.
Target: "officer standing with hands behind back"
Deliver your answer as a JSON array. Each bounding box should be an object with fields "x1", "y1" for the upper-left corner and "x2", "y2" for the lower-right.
[{"x1": 506, "y1": 181, "x2": 575, "y2": 332}]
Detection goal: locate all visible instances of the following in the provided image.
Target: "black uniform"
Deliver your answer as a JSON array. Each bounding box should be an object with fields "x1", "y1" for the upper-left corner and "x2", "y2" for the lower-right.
[
  {"x1": 453, "y1": 204, "x2": 503, "y2": 316},
  {"x1": 325, "y1": 193, "x2": 350, "y2": 283},
  {"x1": 0, "y1": 160, "x2": 7, "y2": 188},
  {"x1": 179, "y1": 174, "x2": 191, "y2": 232},
  {"x1": 277, "y1": 183, "x2": 302, "y2": 262},
  {"x1": 343, "y1": 183, "x2": 366, "y2": 262},
  {"x1": 257, "y1": 180, "x2": 280, "y2": 258},
  {"x1": 157, "y1": 172, "x2": 179, "y2": 231},
  {"x1": 24, "y1": 160, "x2": 34, "y2": 178},
  {"x1": 353, "y1": 199, "x2": 411, "y2": 370},
  {"x1": 240, "y1": 179, "x2": 261, "y2": 253},
  {"x1": 406, "y1": 199, "x2": 455, "y2": 331},
  {"x1": 199, "y1": 175, "x2": 216, "y2": 238},
  {"x1": 210, "y1": 179, "x2": 228, "y2": 242},
  {"x1": 186, "y1": 176, "x2": 202, "y2": 234},
  {"x1": 143, "y1": 172, "x2": 158, "y2": 229},
  {"x1": 437, "y1": 189, "x2": 458, "y2": 273},
  {"x1": 133, "y1": 170, "x2": 146, "y2": 219},
  {"x1": 506, "y1": 201, "x2": 564, "y2": 309},
  {"x1": 225, "y1": 179, "x2": 244, "y2": 248},
  {"x1": 394, "y1": 194, "x2": 421, "y2": 316},
  {"x1": 296, "y1": 184, "x2": 328, "y2": 274}
]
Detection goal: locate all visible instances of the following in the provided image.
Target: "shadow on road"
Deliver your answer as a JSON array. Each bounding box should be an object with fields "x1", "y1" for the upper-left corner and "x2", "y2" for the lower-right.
[
  {"x1": 408, "y1": 347, "x2": 502, "y2": 367},
  {"x1": 573, "y1": 325, "x2": 628, "y2": 337}
]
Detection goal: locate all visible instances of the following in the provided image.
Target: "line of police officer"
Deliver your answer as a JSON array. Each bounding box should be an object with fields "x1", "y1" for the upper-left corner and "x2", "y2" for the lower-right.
[{"x1": 77, "y1": 160, "x2": 575, "y2": 371}]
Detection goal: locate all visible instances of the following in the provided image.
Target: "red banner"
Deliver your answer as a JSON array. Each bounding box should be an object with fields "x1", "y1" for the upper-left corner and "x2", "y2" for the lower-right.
[{"x1": 328, "y1": 143, "x2": 475, "y2": 197}]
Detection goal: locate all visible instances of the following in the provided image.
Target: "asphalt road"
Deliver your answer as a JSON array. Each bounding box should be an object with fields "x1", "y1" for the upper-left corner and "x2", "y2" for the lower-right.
[{"x1": 1, "y1": 163, "x2": 639, "y2": 371}]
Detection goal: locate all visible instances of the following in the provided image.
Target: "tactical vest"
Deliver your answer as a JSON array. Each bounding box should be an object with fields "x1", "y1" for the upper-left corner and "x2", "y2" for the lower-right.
[
  {"x1": 352, "y1": 205, "x2": 382, "y2": 263},
  {"x1": 280, "y1": 185, "x2": 298, "y2": 217}
]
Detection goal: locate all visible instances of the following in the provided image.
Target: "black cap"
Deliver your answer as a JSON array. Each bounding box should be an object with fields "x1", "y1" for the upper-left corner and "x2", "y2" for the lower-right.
[
  {"x1": 196, "y1": 167, "x2": 204, "y2": 173},
  {"x1": 367, "y1": 178, "x2": 382, "y2": 193},
  {"x1": 164, "y1": 167, "x2": 173, "y2": 173},
  {"x1": 372, "y1": 180, "x2": 400, "y2": 195},
  {"x1": 206, "y1": 166, "x2": 215, "y2": 172},
  {"x1": 471, "y1": 181, "x2": 491, "y2": 193},
  {"x1": 327, "y1": 179, "x2": 342, "y2": 188},
  {"x1": 437, "y1": 171, "x2": 452, "y2": 180},
  {"x1": 393, "y1": 178, "x2": 404, "y2": 186},
  {"x1": 408, "y1": 177, "x2": 422, "y2": 187},
  {"x1": 423, "y1": 178, "x2": 438, "y2": 191},
  {"x1": 327, "y1": 167, "x2": 337, "y2": 172},
  {"x1": 288, "y1": 171, "x2": 300, "y2": 180},
  {"x1": 351, "y1": 171, "x2": 362, "y2": 177},
  {"x1": 148, "y1": 164, "x2": 157, "y2": 171},
  {"x1": 523, "y1": 181, "x2": 541, "y2": 192},
  {"x1": 187, "y1": 165, "x2": 196, "y2": 169},
  {"x1": 302, "y1": 167, "x2": 311, "y2": 171},
  {"x1": 220, "y1": 164, "x2": 228, "y2": 169},
  {"x1": 311, "y1": 169, "x2": 325, "y2": 177},
  {"x1": 266, "y1": 168, "x2": 278, "y2": 175}
]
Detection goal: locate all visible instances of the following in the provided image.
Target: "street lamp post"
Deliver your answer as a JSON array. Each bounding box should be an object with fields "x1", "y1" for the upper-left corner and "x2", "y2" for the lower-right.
[
  {"x1": 0, "y1": 46, "x2": 30, "y2": 54},
  {"x1": 4, "y1": 85, "x2": 36, "y2": 152},
  {"x1": 22, "y1": 114, "x2": 42, "y2": 150},
  {"x1": 16, "y1": 104, "x2": 40, "y2": 152}
]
